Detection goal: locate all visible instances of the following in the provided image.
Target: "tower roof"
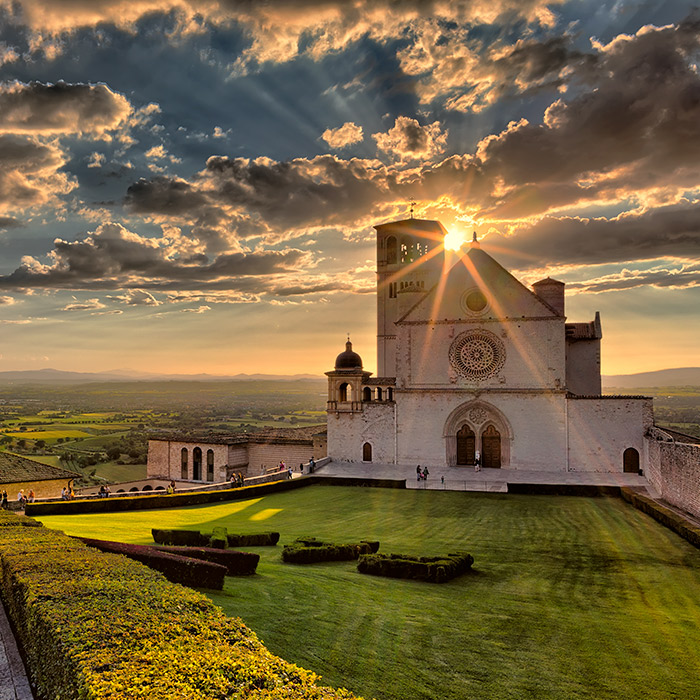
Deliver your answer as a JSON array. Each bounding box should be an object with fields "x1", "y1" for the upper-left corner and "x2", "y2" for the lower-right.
[{"x1": 334, "y1": 339, "x2": 363, "y2": 371}]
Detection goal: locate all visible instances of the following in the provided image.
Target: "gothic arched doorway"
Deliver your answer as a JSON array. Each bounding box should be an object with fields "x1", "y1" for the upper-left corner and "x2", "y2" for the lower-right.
[
  {"x1": 362, "y1": 442, "x2": 372, "y2": 462},
  {"x1": 456, "y1": 425, "x2": 475, "y2": 465},
  {"x1": 623, "y1": 447, "x2": 639, "y2": 473},
  {"x1": 482, "y1": 425, "x2": 501, "y2": 468}
]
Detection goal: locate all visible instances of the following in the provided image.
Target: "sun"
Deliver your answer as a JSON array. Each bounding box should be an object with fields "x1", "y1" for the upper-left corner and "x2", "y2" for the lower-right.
[{"x1": 443, "y1": 229, "x2": 466, "y2": 251}]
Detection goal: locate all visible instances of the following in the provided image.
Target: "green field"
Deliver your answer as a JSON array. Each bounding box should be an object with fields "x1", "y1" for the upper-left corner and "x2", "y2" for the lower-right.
[
  {"x1": 37, "y1": 486, "x2": 700, "y2": 700},
  {"x1": 5, "y1": 429, "x2": 94, "y2": 442}
]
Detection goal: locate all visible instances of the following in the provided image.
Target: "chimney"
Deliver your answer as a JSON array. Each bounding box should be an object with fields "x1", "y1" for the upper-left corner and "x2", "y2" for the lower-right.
[{"x1": 532, "y1": 277, "x2": 565, "y2": 316}]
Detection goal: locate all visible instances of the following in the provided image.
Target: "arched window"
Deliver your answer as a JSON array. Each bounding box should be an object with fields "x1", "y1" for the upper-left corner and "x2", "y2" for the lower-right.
[
  {"x1": 623, "y1": 447, "x2": 640, "y2": 473},
  {"x1": 181, "y1": 447, "x2": 188, "y2": 479},
  {"x1": 193, "y1": 447, "x2": 202, "y2": 480},
  {"x1": 362, "y1": 442, "x2": 372, "y2": 462},
  {"x1": 339, "y1": 382, "x2": 352, "y2": 402},
  {"x1": 388, "y1": 388, "x2": 394, "y2": 401},
  {"x1": 377, "y1": 387, "x2": 383, "y2": 401},
  {"x1": 206, "y1": 449, "x2": 215, "y2": 481},
  {"x1": 362, "y1": 387, "x2": 372, "y2": 402},
  {"x1": 142, "y1": 484, "x2": 153, "y2": 491},
  {"x1": 386, "y1": 236, "x2": 398, "y2": 264}
]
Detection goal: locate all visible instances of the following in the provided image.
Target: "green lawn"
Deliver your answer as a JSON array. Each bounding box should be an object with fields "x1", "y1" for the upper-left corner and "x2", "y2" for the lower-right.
[{"x1": 37, "y1": 486, "x2": 700, "y2": 700}]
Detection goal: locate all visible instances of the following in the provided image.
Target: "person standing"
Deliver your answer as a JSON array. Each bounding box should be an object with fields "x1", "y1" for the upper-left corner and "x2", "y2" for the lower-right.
[
  {"x1": 0, "y1": 490, "x2": 7, "y2": 509},
  {"x1": 474, "y1": 450, "x2": 481, "y2": 472}
]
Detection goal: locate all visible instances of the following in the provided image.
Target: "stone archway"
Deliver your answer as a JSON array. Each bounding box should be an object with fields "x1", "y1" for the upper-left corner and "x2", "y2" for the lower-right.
[
  {"x1": 456, "y1": 425, "x2": 475, "y2": 465},
  {"x1": 481, "y1": 425, "x2": 501, "y2": 468},
  {"x1": 444, "y1": 401, "x2": 512, "y2": 467},
  {"x1": 623, "y1": 447, "x2": 639, "y2": 473}
]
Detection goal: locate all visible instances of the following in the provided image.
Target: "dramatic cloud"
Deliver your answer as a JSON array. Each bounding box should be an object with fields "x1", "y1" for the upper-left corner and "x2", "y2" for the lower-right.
[
  {"x1": 62, "y1": 298, "x2": 107, "y2": 311},
  {"x1": 322, "y1": 122, "x2": 363, "y2": 150},
  {"x1": 0, "y1": 134, "x2": 75, "y2": 216},
  {"x1": 373, "y1": 117, "x2": 448, "y2": 162},
  {"x1": 0, "y1": 222, "x2": 314, "y2": 292},
  {"x1": 566, "y1": 263, "x2": 700, "y2": 294},
  {"x1": 0, "y1": 81, "x2": 132, "y2": 136}
]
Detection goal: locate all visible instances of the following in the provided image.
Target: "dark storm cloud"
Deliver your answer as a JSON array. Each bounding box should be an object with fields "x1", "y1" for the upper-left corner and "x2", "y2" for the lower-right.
[
  {"x1": 125, "y1": 177, "x2": 209, "y2": 215},
  {"x1": 0, "y1": 216, "x2": 22, "y2": 229},
  {"x1": 0, "y1": 80, "x2": 131, "y2": 135},
  {"x1": 0, "y1": 222, "x2": 313, "y2": 291}
]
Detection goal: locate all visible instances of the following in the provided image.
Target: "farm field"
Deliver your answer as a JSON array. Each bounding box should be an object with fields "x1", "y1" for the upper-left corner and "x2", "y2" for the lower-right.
[{"x1": 38, "y1": 485, "x2": 700, "y2": 700}]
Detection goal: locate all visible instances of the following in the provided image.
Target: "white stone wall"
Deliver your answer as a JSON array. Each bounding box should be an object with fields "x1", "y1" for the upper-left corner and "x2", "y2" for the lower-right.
[
  {"x1": 397, "y1": 317, "x2": 566, "y2": 391},
  {"x1": 566, "y1": 398, "x2": 653, "y2": 472},
  {"x1": 566, "y1": 339, "x2": 601, "y2": 395},
  {"x1": 395, "y1": 390, "x2": 568, "y2": 470},
  {"x1": 247, "y1": 442, "x2": 315, "y2": 473},
  {"x1": 646, "y1": 435, "x2": 700, "y2": 519},
  {"x1": 326, "y1": 402, "x2": 396, "y2": 463}
]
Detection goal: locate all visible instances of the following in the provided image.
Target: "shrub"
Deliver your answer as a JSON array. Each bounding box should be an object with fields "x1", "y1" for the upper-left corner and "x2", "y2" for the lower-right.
[
  {"x1": 209, "y1": 525, "x2": 228, "y2": 549},
  {"x1": 0, "y1": 524, "x2": 361, "y2": 699},
  {"x1": 227, "y1": 531, "x2": 280, "y2": 547},
  {"x1": 282, "y1": 539, "x2": 380, "y2": 564},
  {"x1": 0, "y1": 511, "x2": 43, "y2": 528},
  {"x1": 78, "y1": 537, "x2": 227, "y2": 590},
  {"x1": 156, "y1": 546, "x2": 260, "y2": 575},
  {"x1": 357, "y1": 551, "x2": 474, "y2": 583},
  {"x1": 151, "y1": 528, "x2": 209, "y2": 546}
]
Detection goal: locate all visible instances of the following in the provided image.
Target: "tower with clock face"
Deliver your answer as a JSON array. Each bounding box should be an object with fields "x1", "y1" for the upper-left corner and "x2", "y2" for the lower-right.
[{"x1": 325, "y1": 217, "x2": 652, "y2": 473}]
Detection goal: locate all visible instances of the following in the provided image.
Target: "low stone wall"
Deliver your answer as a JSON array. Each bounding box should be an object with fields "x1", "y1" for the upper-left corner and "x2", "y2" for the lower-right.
[{"x1": 646, "y1": 428, "x2": 700, "y2": 520}]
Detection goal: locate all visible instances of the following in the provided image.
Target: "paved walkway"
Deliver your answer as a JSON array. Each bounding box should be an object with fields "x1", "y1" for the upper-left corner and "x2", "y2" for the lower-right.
[
  {"x1": 0, "y1": 601, "x2": 33, "y2": 700},
  {"x1": 316, "y1": 460, "x2": 655, "y2": 495}
]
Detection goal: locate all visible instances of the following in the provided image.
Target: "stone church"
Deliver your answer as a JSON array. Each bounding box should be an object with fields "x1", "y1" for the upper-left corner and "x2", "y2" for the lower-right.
[{"x1": 326, "y1": 218, "x2": 652, "y2": 473}]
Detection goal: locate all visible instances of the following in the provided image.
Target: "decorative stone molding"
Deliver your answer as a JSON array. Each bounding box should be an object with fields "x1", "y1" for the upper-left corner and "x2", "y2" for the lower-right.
[{"x1": 448, "y1": 329, "x2": 506, "y2": 380}]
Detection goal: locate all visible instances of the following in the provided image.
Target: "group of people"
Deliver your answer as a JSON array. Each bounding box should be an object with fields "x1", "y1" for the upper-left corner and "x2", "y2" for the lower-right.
[
  {"x1": 97, "y1": 484, "x2": 111, "y2": 498},
  {"x1": 0, "y1": 489, "x2": 35, "y2": 508},
  {"x1": 60, "y1": 484, "x2": 75, "y2": 500},
  {"x1": 229, "y1": 473, "x2": 245, "y2": 488},
  {"x1": 166, "y1": 480, "x2": 176, "y2": 494},
  {"x1": 416, "y1": 465, "x2": 430, "y2": 481}
]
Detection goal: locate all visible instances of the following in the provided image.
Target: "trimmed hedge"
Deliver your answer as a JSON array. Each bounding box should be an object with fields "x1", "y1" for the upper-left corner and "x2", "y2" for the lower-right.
[
  {"x1": 357, "y1": 551, "x2": 474, "y2": 583},
  {"x1": 152, "y1": 528, "x2": 280, "y2": 547},
  {"x1": 621, "y1": 488, "x2": 700, "y2": 548},
  {"x1": 156, "y1": 545, "x2": 260, "y2": 575},
  {"x1": 0, "y1": 510, "x2": 43, "y2": 527},
  {"x1": 228, "y1": 531, "x2": 280, "y2": 547},
  {"x1": 78, "y1": 537, "x2": 227, "y2": 590},
  {"x1": 282, "y1": 538, "x2": 380, "y2": 564},
  {"x1": 0, "y1": 512, "x2": 362, "y2": 699}
]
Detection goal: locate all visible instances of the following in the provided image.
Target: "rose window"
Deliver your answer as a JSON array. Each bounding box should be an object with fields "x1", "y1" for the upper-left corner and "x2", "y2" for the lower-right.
[{"x1": 449, "y1": 331, "x2": 505, "y2": 380}]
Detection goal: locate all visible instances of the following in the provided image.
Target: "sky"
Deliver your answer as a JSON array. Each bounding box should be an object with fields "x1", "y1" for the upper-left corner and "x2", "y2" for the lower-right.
[{"x1": 0, "y1": 0, "x2": 698, "y2": 377}]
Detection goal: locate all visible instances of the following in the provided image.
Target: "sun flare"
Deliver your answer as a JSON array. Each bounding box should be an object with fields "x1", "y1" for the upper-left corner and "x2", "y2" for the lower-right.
[{"x1": 443, "y1": 230, "x2": 466, "y2": 251}]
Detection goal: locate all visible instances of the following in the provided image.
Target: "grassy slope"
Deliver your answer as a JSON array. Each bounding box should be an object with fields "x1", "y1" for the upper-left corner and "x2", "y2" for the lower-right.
[{"x1": 37, "y1": 486, "x2": 700, "y2": 700}]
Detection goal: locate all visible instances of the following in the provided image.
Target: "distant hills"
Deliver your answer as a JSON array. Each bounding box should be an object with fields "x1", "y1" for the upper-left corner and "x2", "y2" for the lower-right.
[
  {"x1": 602, "y1": 367, "x2": 700, "y2": 389},
  {"x1": 0, "y1": 368, "x2": 320, "y2": 384},
  {"x1": 0, "y1": 366, "x2": 698, "y2": 388}
]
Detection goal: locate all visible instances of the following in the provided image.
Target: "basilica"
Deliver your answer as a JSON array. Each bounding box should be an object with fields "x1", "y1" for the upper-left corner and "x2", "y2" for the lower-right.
[{"x1": 325, "y1": 218, "x2": 652, "y2": 473}]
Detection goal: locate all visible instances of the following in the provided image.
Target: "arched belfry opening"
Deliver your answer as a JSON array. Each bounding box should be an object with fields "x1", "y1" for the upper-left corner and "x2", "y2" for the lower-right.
[
  {"x1": 362, "y1": 387, "x2": 372, "y2": 402},
  {"x1": 339, "y1": 382, "x2": 352, "y2": 402},
  {"x1": 444, "y1": 402, "x2": 511, "y2": 467},
  {"x1": 623, "y1": 447, "x2": 640, "y2": 473}
]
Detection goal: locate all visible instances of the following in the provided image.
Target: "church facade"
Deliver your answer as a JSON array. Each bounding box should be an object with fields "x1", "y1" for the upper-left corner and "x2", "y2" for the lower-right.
[{"x1": 326, "y1": 218, "x2": 653, "y2": 473}]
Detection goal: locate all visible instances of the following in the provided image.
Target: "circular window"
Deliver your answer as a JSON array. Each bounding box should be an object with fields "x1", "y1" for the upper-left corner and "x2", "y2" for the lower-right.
[
  {"x1": 449, "y1": 331, "x2": 506, "y2": 380},
  {"x1": 461, "y1": 288, "x2": 489, "y2": 315}
]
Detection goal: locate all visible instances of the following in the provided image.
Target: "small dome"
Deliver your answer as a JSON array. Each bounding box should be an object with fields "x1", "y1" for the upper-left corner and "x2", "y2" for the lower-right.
[{"x1": 335, "y1": 340, "x2": 363, "y2": 370}]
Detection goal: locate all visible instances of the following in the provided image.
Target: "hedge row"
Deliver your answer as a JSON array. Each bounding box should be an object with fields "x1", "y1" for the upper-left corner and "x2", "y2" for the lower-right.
[
  {"x1": 507, "y1": 483, "x2": 622, "y2": 497},
  {"x1": 357, "y1": 551, "x2": 474, "y2": 583},
  {"x1": 78, "y1": 537, "x2": 227, "y2": 590},
  {"x1": 152, "y1": 528, "x2": 280, "y2": 547},
  {"x1": 621, "y1": 488, "x2": 700, "y2": 548},
  {"x1": 282, "y1": 538, "x2": 380, "y2": 564},
  {"x1": 156, "y1": 545, "x2": 260, "y2": 575},
  {"x1": 0, "y1": 512, "x2": 362, "y2": 699},
  {"x1": 0, "y1": 510, "x2": 42, "y2": 527}
]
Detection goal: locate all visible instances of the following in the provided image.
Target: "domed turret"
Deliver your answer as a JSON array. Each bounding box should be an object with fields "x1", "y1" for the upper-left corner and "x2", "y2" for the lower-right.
[{"x1": 335, "y1": 339, "x2": 363, "y2": 371}]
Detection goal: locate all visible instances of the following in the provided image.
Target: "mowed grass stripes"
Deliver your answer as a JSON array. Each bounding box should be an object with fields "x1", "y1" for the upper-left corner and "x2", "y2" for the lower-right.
[{"x1": 38, "y1": 485, "x2": 700, "y2": 700}]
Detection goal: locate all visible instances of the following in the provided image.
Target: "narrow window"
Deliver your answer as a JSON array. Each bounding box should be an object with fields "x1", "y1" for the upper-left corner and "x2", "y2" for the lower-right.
[
  {"x1": 193, "y1": 447, "x2": 202, "y2": 480},
  {"x1": 377, "y1": 387, "x2": 383, "y2": 401},
  {"x1": 386, "y1": 236, "x2": 398, "y2": 264},
  {"x1": 180, "y1": 447, "x2": 188, "y2": 479},
  {"x1": 206, "y1": 449, "x2": 214, "y2": 481},
  {"x1": 362, "y1": 442, "x2": 372, "y2": 462},
  {"x1": 339, "y1": 382, "x2": 352, "y2": 402}
]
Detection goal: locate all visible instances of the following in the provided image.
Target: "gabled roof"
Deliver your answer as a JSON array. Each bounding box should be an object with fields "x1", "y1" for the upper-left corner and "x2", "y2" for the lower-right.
[
  {"x1": 0, "y1": 452, "x2": 79, "y2": 485},
  {"x1": 398, "y1": 242, "x2": 560, "y2": 323}
]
